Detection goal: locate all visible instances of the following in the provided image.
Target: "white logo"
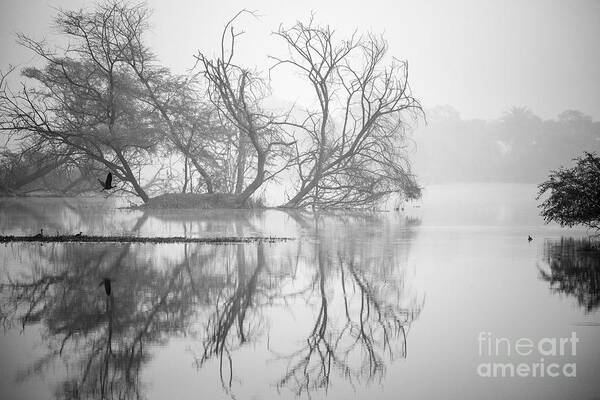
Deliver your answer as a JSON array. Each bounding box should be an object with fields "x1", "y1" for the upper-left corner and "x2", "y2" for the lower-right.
[{"x1": 476, "y1": 332, "x2": 578, "y2": 378}]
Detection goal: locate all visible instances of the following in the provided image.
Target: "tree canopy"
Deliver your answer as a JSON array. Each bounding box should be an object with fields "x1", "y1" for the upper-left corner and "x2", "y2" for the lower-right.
[{"x1": 537, "y1": 152, "x2": 600, "y2": 231}]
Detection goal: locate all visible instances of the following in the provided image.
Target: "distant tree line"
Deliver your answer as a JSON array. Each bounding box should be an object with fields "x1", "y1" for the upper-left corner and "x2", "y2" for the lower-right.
[
  {"x1": 413, "y1": 105, "x2": 600, "y2": 184},
  {"x1": 0, "y1": 2, "x2": 422, "y2": 208}
]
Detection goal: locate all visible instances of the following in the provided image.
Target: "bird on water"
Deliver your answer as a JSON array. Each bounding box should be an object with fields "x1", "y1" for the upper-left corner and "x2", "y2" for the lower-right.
[
  {"x1": 98, "y1": 172, "x2": 114, "y2": 190},
  {"x1": 33, "y1": 229, "x2": 44, "y2": 238},
  {"x1": 100, "y1": 278, "x2": 112, "y2": 296},
  {"x1": 528, "y1": 235, "x2": 533, "y2": 242}
]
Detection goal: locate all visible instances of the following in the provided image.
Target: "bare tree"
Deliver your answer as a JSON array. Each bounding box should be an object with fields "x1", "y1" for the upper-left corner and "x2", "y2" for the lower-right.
[
  {"x1": 1, "y1": 4, "x2": 424, "y2": 209},
  {"x1": 272, "y1": 18, "x2": 423, "y2": 208},
  {"x1": 0, "y1": 2, "x2": 171, "y2": 202},
  {"x1": 194, "y1": 11, "x2": 296, "y2": 205},
  {"x1": 109, "y1": 5, "x2": 229, "y2": 194}
]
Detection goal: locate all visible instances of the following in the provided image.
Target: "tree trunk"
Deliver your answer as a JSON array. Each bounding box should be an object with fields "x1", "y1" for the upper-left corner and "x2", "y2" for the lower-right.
[
  {"x1": 188, "y1": 157, "x2": 214, "y2": 193},
  {"x1": 283, "y1": 179, "x2": 318, "y2": 207},
  {"x1": 237, "y1": 151, "x2": 266, "y2": 204},
  {"x1": 234, "y1": 133, "x2": 247, "y2": 194},
  {"x1": 115, "y1": 150, "x2": 149, "y2": 203},
  {"x1": 182, "y1": 156, "x2": 189, "y2": 193}
]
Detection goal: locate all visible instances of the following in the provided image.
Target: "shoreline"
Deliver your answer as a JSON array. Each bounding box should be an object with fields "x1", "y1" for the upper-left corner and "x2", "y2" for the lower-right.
[{"x1": 0, "y1": 234, "x2": 294, "y2": 244}]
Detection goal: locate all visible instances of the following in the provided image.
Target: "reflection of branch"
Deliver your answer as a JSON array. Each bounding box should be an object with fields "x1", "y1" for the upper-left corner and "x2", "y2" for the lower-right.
[
  {"x1": 1, "y1": 272, "x2": 68, "y2": 330},
  {"x1": 1, "y1": 208, "x2": 423, "y2": 399},
  {"x1": 275, "y1": 250, "x2": 420, "y2": 397},
  {"x1": 276, "y1": 250, "x2": 335, "y2": 395},
  {"x1": 195, "y1": 243, "x2": 267, "y2": 390},
  {"x1": 100, "y1": 295, "x2": 114, "y2": 399},
  {"x1": 343, "y1": 261, "x2": 410, "y2": 376},
  {"x1": 1, "y1": 240, "x2": 204, "y2": 399}
]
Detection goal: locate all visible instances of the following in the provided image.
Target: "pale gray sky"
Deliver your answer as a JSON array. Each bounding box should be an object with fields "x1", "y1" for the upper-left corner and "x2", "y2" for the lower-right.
[{"x1": 1, "y1": 0, "x2": 599, "y2": 120}]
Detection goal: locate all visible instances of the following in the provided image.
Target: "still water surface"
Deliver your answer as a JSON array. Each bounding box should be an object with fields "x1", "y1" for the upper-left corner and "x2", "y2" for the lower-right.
[{"x1": 0, "y1": 184, "x2": 599, "y2": 399}]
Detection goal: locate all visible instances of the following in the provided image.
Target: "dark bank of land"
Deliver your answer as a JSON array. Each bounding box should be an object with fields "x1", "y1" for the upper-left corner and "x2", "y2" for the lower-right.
[
  {"x1": 0, "y1": 234, "x2": 293, "y2": 244},
  {"x1": 135, "y1": 193, "x2": 264, "y2": 210}
]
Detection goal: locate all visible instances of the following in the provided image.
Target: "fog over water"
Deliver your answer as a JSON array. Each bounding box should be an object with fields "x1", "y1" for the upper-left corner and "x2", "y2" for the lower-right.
[{"x1": 1, "y1": 185, "x2": 599, "y2": 400}]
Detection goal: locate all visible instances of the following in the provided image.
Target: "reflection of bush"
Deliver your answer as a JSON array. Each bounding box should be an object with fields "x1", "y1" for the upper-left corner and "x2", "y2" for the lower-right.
[{"x1": 540, "y1": 238, "x2": 600, "y2": 312}]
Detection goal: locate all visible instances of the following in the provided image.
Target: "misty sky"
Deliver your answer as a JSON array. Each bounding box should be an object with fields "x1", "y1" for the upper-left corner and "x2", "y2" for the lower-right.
[{"x1": 1, "y1": 0, "x2": 599, "y2": 120}]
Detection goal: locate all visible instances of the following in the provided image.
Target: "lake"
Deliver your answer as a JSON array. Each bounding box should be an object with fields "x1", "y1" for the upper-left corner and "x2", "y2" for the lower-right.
[{"x1": 0, "y1": 183, "x2": 598, "y2": 400}]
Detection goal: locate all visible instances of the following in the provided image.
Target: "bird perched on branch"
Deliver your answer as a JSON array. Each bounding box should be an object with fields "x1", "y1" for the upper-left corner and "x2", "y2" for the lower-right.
[
  {"x1": 98, "y1": 172, "x2": 114, "y2": 190},
  {"x1": 100, "y1": 278, "x2": 112, "y2": 296}
]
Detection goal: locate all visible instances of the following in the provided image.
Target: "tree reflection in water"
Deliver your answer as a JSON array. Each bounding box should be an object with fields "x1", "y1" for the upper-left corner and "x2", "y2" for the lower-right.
[
  {"x1": 539, "y1": 238, "x2": 600, "y2": 312},
  {"x1": 271, "y1": 215, "x2": 422, "y2": 397},
  {"x1": 0, "y1": 212, "x2": 423, "y2": 399},
  {"x1": 2, "y1": 241, "x2": 200, "y2": 399}
]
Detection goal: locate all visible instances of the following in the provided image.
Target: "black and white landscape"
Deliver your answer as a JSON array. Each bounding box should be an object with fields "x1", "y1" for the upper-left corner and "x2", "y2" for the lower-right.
[{"x1": 0, "y1": 1, "x2": 599, "y2": 399}]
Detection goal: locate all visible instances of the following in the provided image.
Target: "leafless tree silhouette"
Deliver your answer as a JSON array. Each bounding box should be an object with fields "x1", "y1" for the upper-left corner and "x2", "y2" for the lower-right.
[
  {"x1": 272, "y1": 17, "x2": 423, "y2": 208},
  {"x1": 194, "y1": 10, "x2": 296, "y2": 205}
]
